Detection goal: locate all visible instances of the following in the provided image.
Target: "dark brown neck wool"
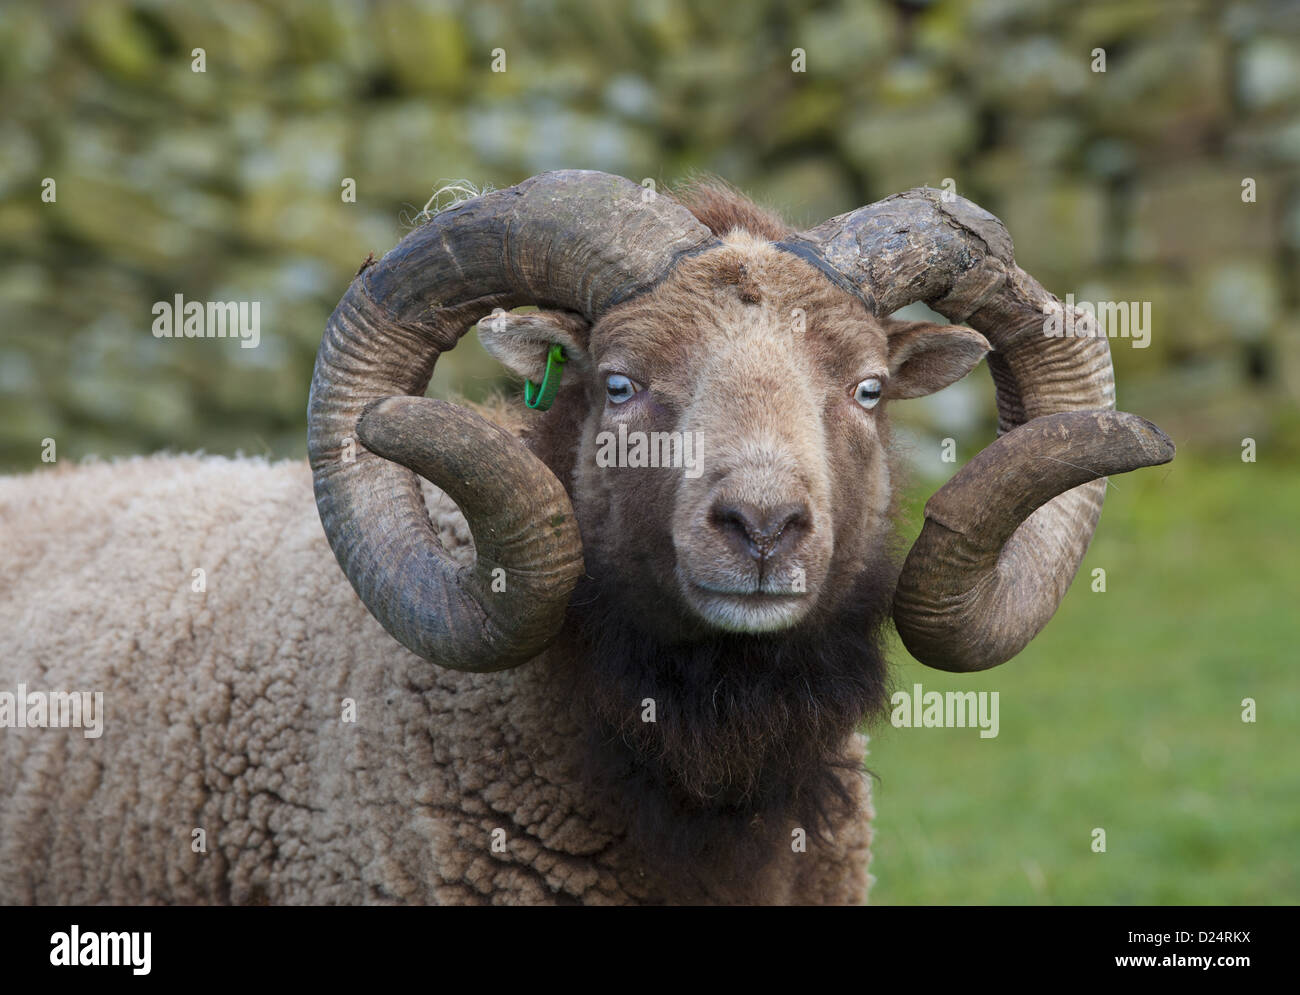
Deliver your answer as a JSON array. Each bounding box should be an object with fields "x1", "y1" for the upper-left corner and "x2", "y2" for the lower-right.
[{"x1": 562, "y1": 549, "x2": 895, "y2": 897}]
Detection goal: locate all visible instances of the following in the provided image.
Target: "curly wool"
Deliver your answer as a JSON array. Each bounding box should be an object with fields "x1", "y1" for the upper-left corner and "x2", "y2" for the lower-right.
[{"x1": 0, "y1": 454, "x2": 873, "y2": 904}]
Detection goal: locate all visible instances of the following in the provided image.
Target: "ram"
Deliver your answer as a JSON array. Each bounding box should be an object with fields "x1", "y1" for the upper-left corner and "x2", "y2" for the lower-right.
[{"x1": 0, "y1": 171, "x2": 1172, "y2": 904}]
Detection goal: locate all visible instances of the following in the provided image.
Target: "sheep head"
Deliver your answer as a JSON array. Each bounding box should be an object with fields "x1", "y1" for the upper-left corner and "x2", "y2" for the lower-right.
[
  {"x1": 307, "y1": 170, "x2": 1174, "y2": 675},
  {"x1": 478, "y1": 232, "x2": 990, "y2": 642}
]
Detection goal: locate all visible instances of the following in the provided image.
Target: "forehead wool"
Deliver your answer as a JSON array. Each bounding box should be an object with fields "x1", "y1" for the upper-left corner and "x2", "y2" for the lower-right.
[{"x1": 592, "y1": 239, "x2": 888, "y2": 382}]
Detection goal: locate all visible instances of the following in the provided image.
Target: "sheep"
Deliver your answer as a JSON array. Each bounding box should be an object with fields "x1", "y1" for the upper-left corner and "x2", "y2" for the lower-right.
[{"x1": 0, "y1": 170, "x2": 1174, "y2": 905}]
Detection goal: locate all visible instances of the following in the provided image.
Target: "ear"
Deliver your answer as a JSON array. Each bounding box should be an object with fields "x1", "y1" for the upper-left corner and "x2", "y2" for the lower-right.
[
  {"x1": 884, "y1": 320, "x2": 990, "y2": 400},
  {"x1": 478, "y1": 309, "x2": 592, "y2": 383}
]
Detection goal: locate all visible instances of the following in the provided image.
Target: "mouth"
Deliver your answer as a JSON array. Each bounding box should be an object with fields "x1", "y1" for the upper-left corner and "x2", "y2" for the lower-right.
[{"x1": 685, "y1": 582, "x2": 809, "y2": 634}]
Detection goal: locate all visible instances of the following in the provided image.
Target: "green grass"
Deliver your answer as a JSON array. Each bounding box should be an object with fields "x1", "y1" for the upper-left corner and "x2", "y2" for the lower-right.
[{"x1": 866, "y1": 454, "x2": 1300, "y2": 904}]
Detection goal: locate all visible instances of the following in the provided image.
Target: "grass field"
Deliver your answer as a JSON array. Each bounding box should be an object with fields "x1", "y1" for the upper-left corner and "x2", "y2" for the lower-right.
[{"x1": 866, "y1": 453, "x2": 1300, "y2": 905}]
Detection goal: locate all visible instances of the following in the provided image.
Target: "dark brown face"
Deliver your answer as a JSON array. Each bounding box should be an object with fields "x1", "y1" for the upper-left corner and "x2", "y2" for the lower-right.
[{"x1": 481, "y1": 234, "x2": 989, "y2": 638}]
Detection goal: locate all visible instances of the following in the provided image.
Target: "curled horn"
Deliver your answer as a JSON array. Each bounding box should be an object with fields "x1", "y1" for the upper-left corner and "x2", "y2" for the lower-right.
[
  {"x1": 781, "y1": 189, "x2": 1174, "y2": 672},
  {"x1": 308, "y1": 170, "x2": 716, "y2": 671}
]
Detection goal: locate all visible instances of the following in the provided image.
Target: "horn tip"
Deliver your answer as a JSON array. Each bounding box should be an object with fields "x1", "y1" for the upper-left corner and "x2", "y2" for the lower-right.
[{"x1": 1107, "y1": 410, "x2": 1176, "y2": 469}]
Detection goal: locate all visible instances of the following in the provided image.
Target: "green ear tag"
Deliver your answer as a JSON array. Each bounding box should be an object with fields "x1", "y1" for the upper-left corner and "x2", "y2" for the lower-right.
[{"x1": 524, "y1": 344, "x2": 567, "y2": 411}]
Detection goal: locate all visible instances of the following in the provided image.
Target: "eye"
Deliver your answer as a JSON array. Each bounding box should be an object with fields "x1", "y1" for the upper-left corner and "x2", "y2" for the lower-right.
[
  {"x1": 605, "y1": 373, "x2": 638, "y2": 404},
  {"x1": 853, "y1": 377, "x2": 883, "y2": 410}
]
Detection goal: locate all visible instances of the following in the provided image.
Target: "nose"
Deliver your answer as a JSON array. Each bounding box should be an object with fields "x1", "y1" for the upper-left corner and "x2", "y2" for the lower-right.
[{"x1": 710, "y1": 500, "x2": 810, "y2": 562}]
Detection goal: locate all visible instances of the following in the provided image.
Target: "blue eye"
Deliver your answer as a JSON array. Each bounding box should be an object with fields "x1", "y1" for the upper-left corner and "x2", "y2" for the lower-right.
[
  {"x1": 606, "y1": 373, "x2": 638, "y2": 404},
  {"x1": 854, "y1": 377, "x2": 883, "y2": 410}
]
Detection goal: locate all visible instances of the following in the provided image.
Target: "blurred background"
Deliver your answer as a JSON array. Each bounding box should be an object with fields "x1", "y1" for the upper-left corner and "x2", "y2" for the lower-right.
[{"x1": 1, "y1": 0, "x2": 1296, "y2": 903}]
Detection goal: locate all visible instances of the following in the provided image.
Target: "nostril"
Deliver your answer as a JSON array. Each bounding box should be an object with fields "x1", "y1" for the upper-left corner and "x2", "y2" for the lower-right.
[
  {"x1": 709, "y1": 500, "x2": 810, "y2": 561},
  {"x1": 769, "y1": 503, "x2": 809, "y2": 537},
  {"x1": 710, "y1": 502, "x2": 746, "y2": 532},
  {"x1": 710, "y1": 502, "x2": 754, "y2": 552}
]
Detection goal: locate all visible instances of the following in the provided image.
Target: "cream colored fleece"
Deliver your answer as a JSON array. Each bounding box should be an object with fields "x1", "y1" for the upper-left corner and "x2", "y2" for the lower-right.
[{"x1": 0, "y1": 455, "x2": 872, "y2": 904}]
